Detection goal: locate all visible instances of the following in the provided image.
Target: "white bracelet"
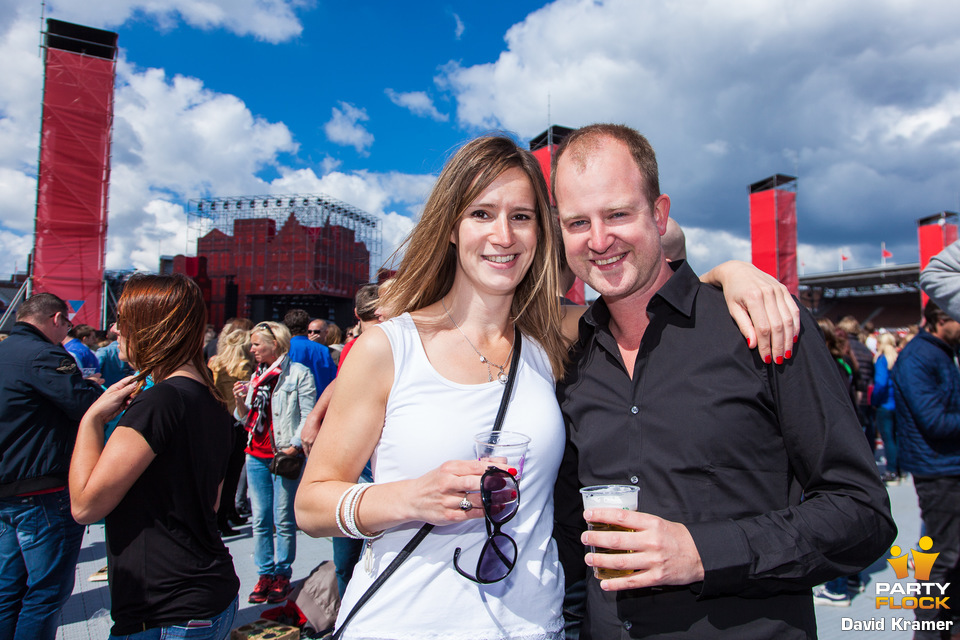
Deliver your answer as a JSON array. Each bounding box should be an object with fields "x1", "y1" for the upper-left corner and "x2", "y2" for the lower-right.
[
  {"x1": 335, "y1": 484, "x2": 364, "y2": 539},
  {"x1": 346, "y1": 484, "x2": 383, "y2": 541}
]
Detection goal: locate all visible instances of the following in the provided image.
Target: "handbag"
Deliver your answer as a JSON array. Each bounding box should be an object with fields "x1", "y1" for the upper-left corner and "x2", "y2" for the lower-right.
[
  {"x1": 331, "y1": 327, "x2": 522, "y2": 640},
  {"x1": 268, "y1": 421, "x2": 305, "y2": 480}
]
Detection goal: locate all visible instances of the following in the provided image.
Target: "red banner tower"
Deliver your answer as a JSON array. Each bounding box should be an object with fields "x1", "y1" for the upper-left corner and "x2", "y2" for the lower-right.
[
  {"x1": 33, "y1": 20, "x2": 118, "y2": 328},
  {"x1": 917, "y1": 211, "x2": 959, "y2": 307},
  {"x1": 529, "y1": 125, "x2": 585, "y2": 304},
  {"x1": 749, "y1": 174, "x2": 798, "y2": 296}
]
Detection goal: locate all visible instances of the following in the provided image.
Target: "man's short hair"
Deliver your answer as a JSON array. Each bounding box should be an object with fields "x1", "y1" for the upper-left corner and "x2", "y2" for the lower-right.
[
  {"x1": 283, "y1": 308, "x2": 311, "y2": 336},
  {"x1": 552, "y1": 123, "x2": 661, "y2": 209},
  {"x1": 68, "y1": 324, "x2": 96, "y2": 340},
  {"x1": 924, "y1": 300, "x2": 954, "y2": 327},
  {"x1": 17, "y1": 292, "x2": 67, "y2": 322},
  {"x1": 355, "y1": 283, "x2": 380, "y2": 322}
]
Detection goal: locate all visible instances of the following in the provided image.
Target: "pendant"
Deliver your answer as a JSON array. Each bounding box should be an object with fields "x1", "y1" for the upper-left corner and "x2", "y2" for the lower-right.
[{"x1": 498, "y1": 371, "x2": 509, "y2": 384}]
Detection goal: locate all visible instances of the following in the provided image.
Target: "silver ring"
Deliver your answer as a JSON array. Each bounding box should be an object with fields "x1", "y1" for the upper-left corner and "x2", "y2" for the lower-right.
[{"x1": 458, "y1": 497, "x2": 473, "y2": 511}]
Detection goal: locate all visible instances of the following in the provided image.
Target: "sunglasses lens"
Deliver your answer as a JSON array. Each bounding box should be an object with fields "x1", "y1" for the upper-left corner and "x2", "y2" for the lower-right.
[
  {"x1": 482, "y1": 470, "x2": 519, "y2": 525},
  {"x1": 477, "y1": 533, "x2": 517, "y2": 583}
]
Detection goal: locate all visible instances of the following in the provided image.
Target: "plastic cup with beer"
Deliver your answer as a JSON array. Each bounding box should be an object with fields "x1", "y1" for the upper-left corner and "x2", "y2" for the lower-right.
[{"x1": 579, "y1": 484, "x2": 641, "y2": 580}]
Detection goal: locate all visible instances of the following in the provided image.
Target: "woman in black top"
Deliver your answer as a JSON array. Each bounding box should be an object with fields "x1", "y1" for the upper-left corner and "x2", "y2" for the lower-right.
[{"x1": 70, "y1": 274, "x2": 239, "y2": 639}]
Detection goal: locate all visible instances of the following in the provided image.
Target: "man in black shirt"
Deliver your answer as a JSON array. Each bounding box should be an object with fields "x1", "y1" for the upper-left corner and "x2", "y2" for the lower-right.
[{"x1": 551, "y1": 124, "x2": 895, "y2": 639}]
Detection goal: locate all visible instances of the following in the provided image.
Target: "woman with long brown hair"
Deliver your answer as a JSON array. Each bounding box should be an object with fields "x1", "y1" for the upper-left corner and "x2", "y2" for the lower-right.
[{"x1": 69, "y1": 274, "x2": 239, "y2": 640}]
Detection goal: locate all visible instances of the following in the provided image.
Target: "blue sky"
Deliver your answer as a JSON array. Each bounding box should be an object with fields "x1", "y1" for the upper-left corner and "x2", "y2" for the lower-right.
[{"x1": 1, "y1": 0, "x2": 959, "y2": 279}]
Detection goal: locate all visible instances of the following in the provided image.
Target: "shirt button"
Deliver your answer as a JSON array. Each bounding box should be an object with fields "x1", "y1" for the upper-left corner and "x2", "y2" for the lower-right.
[
  {"x1": 630, "y1": 475, "x2": 639, "y2": 484},
  {"x1": 630, "y1": 405, "x2": 639, "y2": 414},
  {"x1": 624, "y1": 620, "x2": 633, "y2": 630}
]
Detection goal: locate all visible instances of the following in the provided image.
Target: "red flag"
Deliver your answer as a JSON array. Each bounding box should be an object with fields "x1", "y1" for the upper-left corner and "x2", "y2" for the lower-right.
[
  {"x1": 841, "y1": 254, "x2": 849, "y2": 261},
  {"x1": 882, "y1": 248, "x2": 893, "y2": 259}
]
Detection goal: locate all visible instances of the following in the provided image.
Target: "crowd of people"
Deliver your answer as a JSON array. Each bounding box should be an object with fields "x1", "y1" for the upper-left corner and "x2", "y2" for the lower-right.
[{"x1": 4, "y1": 122, "x2": 960, "y2": 640}]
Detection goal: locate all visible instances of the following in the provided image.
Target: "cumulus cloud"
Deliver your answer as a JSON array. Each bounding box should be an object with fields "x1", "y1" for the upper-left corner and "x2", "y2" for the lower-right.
[
  {"x1": 43, "y1": 0, "x2": 306, "y2": 43},
  {"x1": 439, "y1": 0, "x2": 960, "y2": 270},
  {"x1": 385, "y1": 89, "x2": 449, "y2": 122},
  {"x1": 324, "y1": 102, "x2": 374, "y2": 155}
]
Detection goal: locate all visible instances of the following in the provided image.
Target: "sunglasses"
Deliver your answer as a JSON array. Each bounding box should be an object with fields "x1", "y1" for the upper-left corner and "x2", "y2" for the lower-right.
[
  {"x1": 255, "y1": 323, "x2": 276, "y2": 338},
  {"x1": 453, "y1": 467, "x2": 520, "y2": 584},
  {"x1": 307, "y1": 329, "x2": 325, "y2": 335}
]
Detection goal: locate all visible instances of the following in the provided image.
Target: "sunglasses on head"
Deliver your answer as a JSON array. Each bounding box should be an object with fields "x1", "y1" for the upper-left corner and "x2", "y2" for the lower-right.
[
  {"x1": 453, "y1": 466, "x2": 520, "y2": 584},
  {"x1": 255, "y1": 323, "x2": 275, "y2": 338}
]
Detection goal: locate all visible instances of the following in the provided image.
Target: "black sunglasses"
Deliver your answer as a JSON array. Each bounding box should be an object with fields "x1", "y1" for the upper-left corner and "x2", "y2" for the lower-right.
[
  {"x1": 453, "y1": 467, "x2": 520, "y2": 584},
  {"x1": 307, "y1": 329, "x2": 324, "y2": 335},
  {"x1": 255, "y1": 323, "x2": 276, "y2": 338}
]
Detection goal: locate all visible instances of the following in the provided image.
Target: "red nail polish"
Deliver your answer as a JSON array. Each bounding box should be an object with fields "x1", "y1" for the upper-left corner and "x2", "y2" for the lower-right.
[
  {"x1": 508, "y1": 467, "x2": 517, "y2": 477},
  {"x1": 785, "y1": 350, "x2": 792, "y2": 359},
  {"x1": 511, "y1": 491, "x2": 517, "y2": 499},
  {"x1": 793, "y1": 334, "x2": 799, "y2": 343},
  {"x1": 764, "y1": 355, "x2": 772, "y2": 364},
  {"x1": 775, "y1": 356, "x2": 784, "y2": 365}
]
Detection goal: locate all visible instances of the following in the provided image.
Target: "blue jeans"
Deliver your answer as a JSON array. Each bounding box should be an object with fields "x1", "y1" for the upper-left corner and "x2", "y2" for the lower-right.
[
  {"x1": 875, "y1": 407, "x2": 898, "y2": 475},
  {"x1": 107, "y1": 596, "x2": 238, "y2": 640},
  {"x1": 0, "y1": 488, "x2": 84, "y2": 640},
  {"x1": 246, "y1": 455, "x2": 299, "y2": 578}
]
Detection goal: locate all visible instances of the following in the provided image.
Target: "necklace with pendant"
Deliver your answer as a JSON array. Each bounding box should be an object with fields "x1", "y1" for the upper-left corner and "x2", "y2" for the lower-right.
[{"x1": 441, "y1": 297, "x2": 513, "y2": 383}]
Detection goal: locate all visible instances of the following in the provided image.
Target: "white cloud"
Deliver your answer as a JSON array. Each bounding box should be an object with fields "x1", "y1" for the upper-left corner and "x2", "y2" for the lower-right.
[
  {"x1": 324, "y1": 102, "x2": 374, "y2": 155},
  {"x1": 439, "y1": 0, "x2": 960, "y2": 270},
  {"x1": 385, "y1": 89, "x2": 449, "y2": 122},
  {"x1": 43, "y1": 0, "x2": 306, "y2": 43},
  {"x1": 452, "y1": 12, "x2": 465, "y2": 40}
]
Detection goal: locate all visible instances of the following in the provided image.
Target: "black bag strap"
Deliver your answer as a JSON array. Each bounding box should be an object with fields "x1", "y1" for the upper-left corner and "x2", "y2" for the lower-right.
[{"x1": 332, "y1": 327, "x2": 522, "y2": 639}]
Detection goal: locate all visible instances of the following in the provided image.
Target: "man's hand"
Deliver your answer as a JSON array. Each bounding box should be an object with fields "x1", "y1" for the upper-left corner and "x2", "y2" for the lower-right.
[{"x1": 581, "y1": 508, "x2": 704, "y2": 591}]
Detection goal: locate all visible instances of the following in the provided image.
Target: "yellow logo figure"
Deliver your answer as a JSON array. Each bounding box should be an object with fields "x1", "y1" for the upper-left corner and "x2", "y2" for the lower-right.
[{"x1": 887, "y1": 537, "x2": 940, "y2": 581}]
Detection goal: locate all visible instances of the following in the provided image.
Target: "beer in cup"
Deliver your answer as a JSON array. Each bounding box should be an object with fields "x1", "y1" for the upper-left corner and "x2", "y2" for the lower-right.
[{"x1": 579, "y1": 484, "x2": 641, "y2": 580}]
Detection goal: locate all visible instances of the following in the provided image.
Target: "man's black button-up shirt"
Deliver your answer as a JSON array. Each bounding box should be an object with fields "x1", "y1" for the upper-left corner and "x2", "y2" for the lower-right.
[{"x1": 554, "y1": 261, "x2": 896, "y2": 639}]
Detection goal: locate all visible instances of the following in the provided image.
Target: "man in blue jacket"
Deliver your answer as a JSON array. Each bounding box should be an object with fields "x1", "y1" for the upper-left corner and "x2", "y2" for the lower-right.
[
  {"x1": 893, "y1": 300, "x2": 960, "y2": 639},
  {"x1": 0, "y1": 293, "x2": 103, "y2": 640},
  {"x1": 283, "y1": 308, "x2": 336, "y2": 395}
]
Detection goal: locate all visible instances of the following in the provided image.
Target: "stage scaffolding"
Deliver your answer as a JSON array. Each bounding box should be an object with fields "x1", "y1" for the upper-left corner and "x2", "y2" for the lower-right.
[{"x1": 185, "y1": 193, "x2": 381, "y2": 323}]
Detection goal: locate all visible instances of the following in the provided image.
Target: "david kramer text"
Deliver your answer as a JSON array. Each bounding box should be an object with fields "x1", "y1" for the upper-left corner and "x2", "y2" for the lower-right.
[{"x1": 842, "y1": 618, "x2": 955, "y2": 632}]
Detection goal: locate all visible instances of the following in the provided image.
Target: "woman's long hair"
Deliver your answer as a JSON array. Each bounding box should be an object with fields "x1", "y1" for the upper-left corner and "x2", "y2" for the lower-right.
[
  {"x1": 209, "y1": 329, "x2": 254, "y2": 379},
  {"x1": 117, "y1": 273, "x2": 218, "y2": 398},
  {"x1": 380, "y1": 135, "x2": 567, "y2": 379},
  {"x1": 875, "y1": 332, "x2": 898, "y2": 369}
]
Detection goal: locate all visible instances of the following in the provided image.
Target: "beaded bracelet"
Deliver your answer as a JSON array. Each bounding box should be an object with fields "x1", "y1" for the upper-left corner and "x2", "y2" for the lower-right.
[
  {"x1": 335, "y1": 484, "x2": 364, "y2": 539},
  {"x1": 346, "y1": 484, "x2": 384, "y2": 541}
]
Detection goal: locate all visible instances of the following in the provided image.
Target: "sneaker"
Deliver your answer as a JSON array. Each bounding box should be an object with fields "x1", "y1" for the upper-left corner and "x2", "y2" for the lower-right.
[
  {"x1": 847, "y1": 576, "x2": 867, "y2": 594},
  {"x1": 248, "y1": 575, "x2": 274, "y2": 604},
  {"x1": 267, "y1": 575, "x2": 291, "y2": 603},
  {"x1": 88, "y1": 565, "x2": 109, "y2": 582},
  {"x1": 814, "y1": 586, "x2": 851, "y2": 607}
]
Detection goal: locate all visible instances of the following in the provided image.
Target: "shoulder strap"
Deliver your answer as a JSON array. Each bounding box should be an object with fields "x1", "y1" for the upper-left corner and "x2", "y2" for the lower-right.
[{"x1": 332, "y1": 327, "x2": 522, "y2": 639}]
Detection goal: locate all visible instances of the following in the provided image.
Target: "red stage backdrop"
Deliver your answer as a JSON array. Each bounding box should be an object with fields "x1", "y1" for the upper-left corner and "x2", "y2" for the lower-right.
[
  {"x1": 33, "y1": 20, "x2": 117, "y2": 328},
  {"x1": 530, "y1": 125, "x2": 585, "y2": 304},
  {"x1": 750, "y1": 174, "x2": 798, "y2": 296},
  {"x1": 917, "y1": 212, "x2": 959, "y2": 307}
]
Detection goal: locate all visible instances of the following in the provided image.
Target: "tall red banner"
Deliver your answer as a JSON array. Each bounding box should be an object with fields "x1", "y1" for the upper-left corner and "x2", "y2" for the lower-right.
[
  {"x1": 917, "y1": 212, "x2": 959, "y2": 307},
  {"x1": 750, "y1": 175, "x2": 798, "y2": 296},
  {"x1": 530, "y1": 125, "x2": 585, "y2": 304},
  {"x1": 33, "y1": 21, "x2": 117, "y2": 328}
]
